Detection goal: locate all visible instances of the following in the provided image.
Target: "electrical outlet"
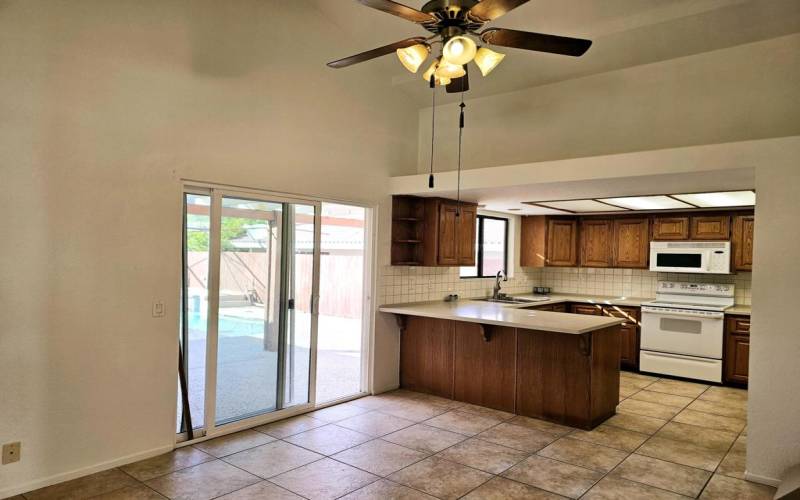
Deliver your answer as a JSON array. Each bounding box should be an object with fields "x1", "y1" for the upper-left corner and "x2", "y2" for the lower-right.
[
  {"x1": 2, "y1": 442, "x2": 20, "y2": 464},
  {"x1": 152, "y1": 301, "x2": 165, "y2": 318}
]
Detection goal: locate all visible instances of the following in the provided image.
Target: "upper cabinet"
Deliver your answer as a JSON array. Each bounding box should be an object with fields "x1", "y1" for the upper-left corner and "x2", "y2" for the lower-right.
[
  {"x1": 690, "y1": 214, "x2": 730, "y2": 240},
  {"x1": 580, "y1": 219, "x2": 613, "y2": 267},
  {"x1": 613, "y1": 218, "x2": 650, "y2": 268},
  {"x1": 732, "y1": 215, "x2": 755, "y2": 271},
  {"x1": 546, "y1": 218, "x2": 578, "y2": 267},
  {"x1": 653, "y1": 216, "x2": 689, "y2": 240},
  {"x1": 391, "y1": 195, "x2": 477, "y2": 267}
]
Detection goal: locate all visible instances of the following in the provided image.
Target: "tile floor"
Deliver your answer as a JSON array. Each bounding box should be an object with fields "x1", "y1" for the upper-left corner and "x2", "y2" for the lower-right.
[{"x1": 20, "y1": 373, "x2": 776, "y2": 500}]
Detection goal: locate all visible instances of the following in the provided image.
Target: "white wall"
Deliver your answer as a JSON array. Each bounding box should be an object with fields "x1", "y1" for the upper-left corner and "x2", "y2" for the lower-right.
[
  {"x1": 417, "y1": 33, "x2": 800, "y2": 172},
  {"x1": 0, "y1": 0, "x2": 418, "y2": 495}
]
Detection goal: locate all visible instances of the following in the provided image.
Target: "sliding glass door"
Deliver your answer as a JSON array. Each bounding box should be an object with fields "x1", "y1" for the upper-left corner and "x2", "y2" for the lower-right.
[{"x1": 178, "y1": 188, "x2": 320, "y2": 439}]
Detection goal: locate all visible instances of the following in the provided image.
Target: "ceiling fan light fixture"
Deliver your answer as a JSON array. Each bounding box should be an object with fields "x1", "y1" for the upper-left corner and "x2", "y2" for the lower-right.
[
  {"x1": 396, "y1": 43, "x2": 430, "y2": 73},
  {"x1": 422, "y1": 60, "x2": 451, "y2": 86},
  {"x1": 434, "y1": 60, "x2": 466, "y2": 79},
  {"x1": 473, "y1": 46, "x2": 505, "y2": 76},
  {"x1": 442, "y1": 35, "x2": 477, "y2": 65}
]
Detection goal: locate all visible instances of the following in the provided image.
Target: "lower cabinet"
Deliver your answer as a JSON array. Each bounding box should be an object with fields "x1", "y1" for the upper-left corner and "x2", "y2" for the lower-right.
[
  {"x1": 724, "y1": 315, "x2": 750, "y2": 386},
  {"x1": 572, "y1": 303, "x2": 640, "y2": 371},
  {"x1": 400, "y1": 316, "x2": 454, "y2": 398},
  {"x1": 453, "y1": 323, "x2": 517, "y2": 412}
]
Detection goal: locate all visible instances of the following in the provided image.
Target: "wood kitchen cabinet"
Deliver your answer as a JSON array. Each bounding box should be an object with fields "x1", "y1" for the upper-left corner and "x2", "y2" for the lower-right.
[
  {"x1": 732, "y1": 215, "x2": 755, "y2": 271},
  {"x1": 580, "y1": 219, "x2": 614, "y2": 267},
  {"x1": 724, "y1": 315, "x2": 750, "y2": 386},
  {"x1": 613, "y1": 218, "x2": 650, "y2": 268},
  {"x1": 653, "y1": 216, "x2": 690, "y2": 240},
  {"x1": 604, "y1": 306, "x2": 641, "y2": 371},
  {"x1": 570, "y1": 303, "x2": 604, "y2": 316},
  {"x1": 453, "y1": 323, "x2": 517, "y2": 412},
  {"x1": 690, "y1": 215, "x2": 730, "y2": 240},
  {"x1": 546, "y1": 218, "x2": 578, "y2": 266},
  {"x1": 520, "y1": 216, "x2": 547, "y2": 267},
  {"x1": 399, "y1": 316, "x2": 454, "y2": 398}
]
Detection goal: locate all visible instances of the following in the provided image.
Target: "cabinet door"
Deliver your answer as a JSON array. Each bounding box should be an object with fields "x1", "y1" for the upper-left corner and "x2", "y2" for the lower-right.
[
  {"x1": 453, "y1": 323, "x2": 516, "y2": 412},
  {"x1": 546, "y1": 219, "x2": 578, "y2": 266},
  {"x1": 732, "y1": 215, "x2": 754, "y2": 271},
  {"x1": 724, "y1": 333, "x2": 750, "y2": 385},
  {"x1": 400, "y1": 317, "x2": 454, "y2": 398},
  {"x1": 551, "y1": 303, "x2": 568, "y2": 313},
  {"x1": 456, "y1": 205, "x2": 477, "y2": 266},
  {"x1": 520, "y1": 216, "x2": 546, "y2": 268},
  {"x1": 691, "y1": 215, "x2": 730, "y2": 240},
  {"x1": 437, "y1": 202, "x2": 459, "y2": 266},
  {"x1": 571, "y1": 303, "x2": 604, "y2": 316},
  {"x1": 580, "y1": 219, "x2": 613, "y2": 267},
  {"x1": 653, "y1": 216, "x2": 689, "y2": 240},
  {"x1": 619, "y1": 324, "x2": 639, "y2": 370},
  {"x1": 613, "y1": 218, "x2": 650, "y2": 268}
]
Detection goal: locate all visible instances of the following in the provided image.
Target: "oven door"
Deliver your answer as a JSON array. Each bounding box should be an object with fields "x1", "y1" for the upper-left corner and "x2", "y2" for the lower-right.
[
  {"x1": 649, "y1": 248, "x2": 710, "y2": 273},
  {"x1": 640, "y1": 307, "x2": 724, "y2": 358}
]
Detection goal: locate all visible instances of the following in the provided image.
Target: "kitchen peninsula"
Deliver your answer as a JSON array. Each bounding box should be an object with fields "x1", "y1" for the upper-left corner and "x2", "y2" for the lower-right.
[{"x1": 380, "y1": 300, "x2": 625, "y2": 429}]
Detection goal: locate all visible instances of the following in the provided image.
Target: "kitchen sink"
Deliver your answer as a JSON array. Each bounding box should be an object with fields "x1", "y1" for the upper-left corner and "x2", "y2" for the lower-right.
[{"x1": 476, "y1": 296, "x2": 549, "y2": 304}]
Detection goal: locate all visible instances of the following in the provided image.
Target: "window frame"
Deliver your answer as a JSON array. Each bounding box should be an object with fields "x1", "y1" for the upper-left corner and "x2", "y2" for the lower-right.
[{"x1": 460, "y1": 214, "x2": 509, "y2": 279}]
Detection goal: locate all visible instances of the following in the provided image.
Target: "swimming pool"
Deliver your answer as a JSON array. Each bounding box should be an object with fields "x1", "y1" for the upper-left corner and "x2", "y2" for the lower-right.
[{"x1": 187, "y1": 310, "x2": 265, "y2": 338}]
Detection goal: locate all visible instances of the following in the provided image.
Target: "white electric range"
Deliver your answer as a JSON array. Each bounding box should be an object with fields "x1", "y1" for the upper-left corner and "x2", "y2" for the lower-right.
[{"x1": 640, "y1": 281, "x2": 734, "y2": 383}]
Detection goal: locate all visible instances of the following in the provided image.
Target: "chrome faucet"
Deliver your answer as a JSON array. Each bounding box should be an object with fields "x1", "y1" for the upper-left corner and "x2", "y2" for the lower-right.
[{"x1": 492, "y1": 270, "x2": 505, "y2": 299}]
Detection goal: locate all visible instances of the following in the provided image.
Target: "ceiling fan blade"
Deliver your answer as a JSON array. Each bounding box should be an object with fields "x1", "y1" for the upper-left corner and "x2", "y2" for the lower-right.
[
  {"x1": 481, "y1": 28, "x2": 592, "y2": 56},
  {"x1": 327, "y1": 37, "x2": 427, "y2": 68},
  {"x1": 446, "y1": 66, "x2": 469, "y2": 94},
  {"x1": 357, "y1": 0, "x2": 437, "y2": 24},
  {"x1": 467, "y1": 0, "x2": 531, "y2": 22}
]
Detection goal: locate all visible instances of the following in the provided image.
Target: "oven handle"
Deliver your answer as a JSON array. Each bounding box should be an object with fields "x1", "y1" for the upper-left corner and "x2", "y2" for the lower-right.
[{"x1": 641, "y1": 307, "x2": 724, "y2": 320}]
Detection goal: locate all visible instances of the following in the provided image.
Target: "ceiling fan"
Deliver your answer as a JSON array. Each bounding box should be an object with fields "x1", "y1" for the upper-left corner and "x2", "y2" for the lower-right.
[{"x1": 327, "y1": 0, "x2": 592, "y2": 93}]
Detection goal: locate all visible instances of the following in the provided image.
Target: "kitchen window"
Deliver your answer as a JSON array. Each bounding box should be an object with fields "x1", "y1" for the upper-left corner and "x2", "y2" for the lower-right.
[{"x1": 460, "y1": 215, "x2": 509, "y2": 278}]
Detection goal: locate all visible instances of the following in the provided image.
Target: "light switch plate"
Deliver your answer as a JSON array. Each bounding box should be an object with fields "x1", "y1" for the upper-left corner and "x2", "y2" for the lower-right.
[
  {"x1": 2, "y1": 442, "x2": 20, "y2": 464},
  {"x1": 152, "y1": 301, "x2": 165, "y2": 318}
]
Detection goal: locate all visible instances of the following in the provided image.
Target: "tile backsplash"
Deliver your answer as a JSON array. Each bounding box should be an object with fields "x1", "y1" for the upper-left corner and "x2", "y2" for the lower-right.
[{"x1": 378, "y1": 265, "x2": 752, "y2": 306}]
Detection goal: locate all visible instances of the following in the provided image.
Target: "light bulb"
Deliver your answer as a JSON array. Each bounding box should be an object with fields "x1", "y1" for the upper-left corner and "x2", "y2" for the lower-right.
[
  {"x1": 434, "y1": 60, "x2": 466, "y2": 79},
  {"x1": 396, "y1": 44, "x2": 429, "y2": 73},
  {"x1": 442, "y1": 36, "x2": 477, "y2": 65},
  {"x1": 422, "y1": 60, "x2": 452, "y2": 86},
  {"x1": 473, "y1": 47, "x2": 505, "y2": 76}
]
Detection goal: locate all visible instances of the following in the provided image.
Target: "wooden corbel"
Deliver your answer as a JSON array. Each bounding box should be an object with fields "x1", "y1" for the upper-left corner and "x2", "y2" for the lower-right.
[
  {"x1": 578, "y1": 333, "x2": 591, "y2": 356},
  {"x1": 395, "y1": 315, "x2": 407, "y2": 334}
]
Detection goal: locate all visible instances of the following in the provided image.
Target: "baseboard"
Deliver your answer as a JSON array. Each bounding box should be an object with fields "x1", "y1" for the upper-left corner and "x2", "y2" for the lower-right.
[
  {"x1": 0, "y1": 444, "x2": 174, "y2": 499},
  {"x1": 745, "y1": 470, "x2": 782, "y2": 487}
]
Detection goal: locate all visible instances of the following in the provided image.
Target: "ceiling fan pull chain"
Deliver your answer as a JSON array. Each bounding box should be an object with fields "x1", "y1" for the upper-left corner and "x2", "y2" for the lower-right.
[
  {"x1": 456, "y1": 92, "x2": 465, "y2": 216},
  {"x1": 428, "y1": 74, "x2": 436, "y2": 189}
]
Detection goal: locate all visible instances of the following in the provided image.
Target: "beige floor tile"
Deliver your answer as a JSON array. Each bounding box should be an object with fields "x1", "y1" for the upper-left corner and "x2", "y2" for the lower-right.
[
  {"x1": 145, "y1": 460, "x2": 260, "y2": 500},
  {"x1": 620, "y1": 373, "x2": 659, "y2": 389},
  {"x1": 193, "y1": 429, "x2": 276, "y2": 458},
  {"x1": 254, "y1": 415, "x2": 327, "y2": 438},
  {"x1": 717, "y1": 435, "x2": 747, "y2": 479},
  {"x1": 616, "y1": 398, "x2": 681, "y2": 420},
  {"x1": 350, "y1": 395, "x2": 395, "y2": 410},
  {"x1": 24, "y1": 468, "x2": 139, "y2": 499},
  {"x1": 379, "y1": 400, "x2": 450, "y2": 422},
  {"x1": 568, "y1": 424, "x2": 649, "y2": 452},
  {"x1": 699, "y1": 474, "x2": 776, "y2": 499},
  {"x1": 654, "y1": 421, "x2": 738, "y2": 452},
  {"x1": 630, "y1": 390, "x2": 694, "y2": 408},
  {"x1": 383, "y1": 423, "x2": 467, "y2": 453},
  {"x1": 636, "y1": 435, "x2": 726, "y2": 471},
  {"x1": 646, "y1": 379, "x2": 709, "y2": 398},
  {"x1": 339, "y1": 479, "x2": 438, "y2": 499},
  {"x1": 673, "y1": 408, "x2": 746, "y2": 433},
  {"x1": 621, "y1": 371, "x2": 660, "y2": 383},
  {"x1": 90, "y1": 485, "x2": 167, "y2": 499},
  {"x1": 336, "y1": 410, "x2": 416, "y2": 437},
  {"x1": 462, "y1": 476, "x2": 566, "y2": 499},
  {"x1": 120, "y1": 447, "x2": 214, "y2": 481},
  {"x1": 618, "y1": 382, "x2": 642, "y2": 398},
  {"x1": 425, "y1": 410, "x2": 503, "y2": 436},
  {"x1": 284, "y1": 424, "x2": 372, "y2": 455},
  {"x1": 503, "y1": 455, "x2": 602, "y2": 499},
  {"x1": 604, "y1": 412, "x2": 667, "y2": 435},
  {"x1": 271, "y1": 457, "x2": 379, "y2": 500},
  {"x1": 688, "y1": 398, "x2": 748, "y2": 420},
  {"x1": 308, "y1": 402, "x2": 370, "y2": 422},
  {"x1": 699, "y1": 386, "x2": 748, "y2": 404},
  {"x1": 610, "y1": 453, "x2": 711, "y2": 497},
  {"x1": 537, "y1": 437, "x2": 628, "y2": 473},
  {"x1": 216, "y1": 481, "x2": 303, "y2": 499},
  {"x1": 477, "y1": 422, "x2": 558, "y2": 453},
  {"x1": 506, "y1": 416, "x2": 574, "y2": 437},
  {"x1": 223, "y1": 440, "x2": 323, "y2": 478},
  {"x1": 582, "y1": 475, "x2": 686, "y2": 500},
  {"x1": 618, "y1": 394, "x2": 627, "y2": 403},
  {"x1": 332, "y1": 439, "x2": 428, "y2": 476},
  {"x1": 457, "y1": 403, "x2": 516, "y2": 421},
  {"x1": 436, "y1": 438, "x2": 528, "y2": 474},
  {"x1": 388, "y1": 456, "x2": 492, "y2": 500}
]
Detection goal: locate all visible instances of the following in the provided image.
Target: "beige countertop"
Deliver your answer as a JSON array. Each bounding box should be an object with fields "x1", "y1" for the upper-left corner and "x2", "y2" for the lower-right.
[
  {"x1": 509, "y1": 293, "x2": 653, "y2": 308},
  {"x1": 379, "y1": 300, "x2": 624, "y2": 335},
  {"x1": 725, "y1": 305, "x2": 752, "y2": 316}
]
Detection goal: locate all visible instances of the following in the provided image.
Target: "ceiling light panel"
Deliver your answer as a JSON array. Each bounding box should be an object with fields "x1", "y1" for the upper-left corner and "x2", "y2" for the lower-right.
[
  {"x1": 598, "y1": 196, "x2": 693, "y2": 210},
  {"x1": 535, "y1": 199, "x2": 628, "y2": 213},
  {"x1": 672, "y1": 191, "x2": 755, "y2": 207}
]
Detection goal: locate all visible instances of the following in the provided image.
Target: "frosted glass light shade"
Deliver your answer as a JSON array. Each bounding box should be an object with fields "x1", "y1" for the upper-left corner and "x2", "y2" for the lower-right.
[
  {"x1": 396, "y1": 44, "x2": 429, "y2": 73},
  {"x1": 473, "y1": 47, "x2": 505, "y2": 76},
  {"x1": 443, "y1": 36, "x2": 477, "y2": 65},
  {"x1": 422, "y1": 60, "x2": 451, "y2": 86},
  {"x1": 672, "y1": 191, "x2": 756, "y2": 207},
  {"x1": 435, "y1": 60, "x2": 466, "y2": 79}
]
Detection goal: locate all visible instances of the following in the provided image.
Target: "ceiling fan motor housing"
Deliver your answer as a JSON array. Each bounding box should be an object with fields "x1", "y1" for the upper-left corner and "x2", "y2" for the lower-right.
[{"x1": 421, "y1": 0, "x2": 483, "y2": 33}]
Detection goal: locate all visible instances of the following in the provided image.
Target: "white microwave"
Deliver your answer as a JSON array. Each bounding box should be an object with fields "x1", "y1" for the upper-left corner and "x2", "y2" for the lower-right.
[{"x1": 649, "y1": 241, "x2": 731, "y2": 274}]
